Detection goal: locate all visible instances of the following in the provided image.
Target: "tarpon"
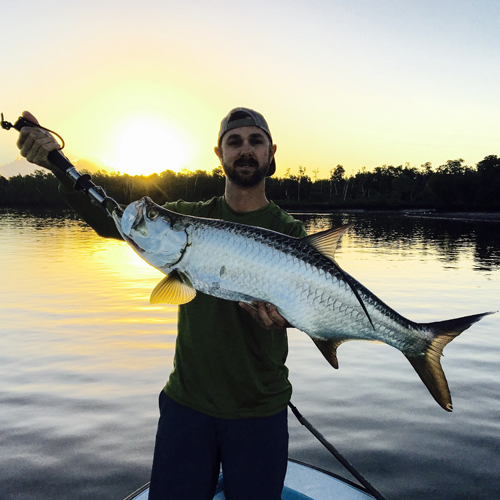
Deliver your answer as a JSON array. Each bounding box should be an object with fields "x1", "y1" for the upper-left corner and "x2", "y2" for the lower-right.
[{"x1": 112, "y1": 197, "x2": 493, "y2": 411}]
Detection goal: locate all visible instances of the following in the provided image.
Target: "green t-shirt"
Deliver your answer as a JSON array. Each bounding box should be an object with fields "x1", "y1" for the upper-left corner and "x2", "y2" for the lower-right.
[
  {"x1": 58, "y1": 186, "x2": 306, "y2": 418},
  {"x1": 162, "y1": 197, "x2": 306, "y2": 418}
]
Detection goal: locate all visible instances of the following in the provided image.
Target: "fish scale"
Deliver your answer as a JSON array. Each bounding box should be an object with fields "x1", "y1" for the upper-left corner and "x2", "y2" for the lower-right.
[
  {"x1": 114, "y1": 197, "x2": 493, "y2": 411},
  {"x1": 172, "y1": 213, "x2": 412, "y2": 343}
]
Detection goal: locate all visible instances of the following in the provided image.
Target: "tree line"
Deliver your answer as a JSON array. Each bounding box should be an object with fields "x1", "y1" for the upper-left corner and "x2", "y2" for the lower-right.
[{"x1": 1, "y1": 155, "x2": 499, "y2": 210}]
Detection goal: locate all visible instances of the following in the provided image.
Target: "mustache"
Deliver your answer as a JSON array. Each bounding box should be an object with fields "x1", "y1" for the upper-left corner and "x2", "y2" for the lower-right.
[{"x1": 233, "y1": 157, "x2": 259, "y2": 167}]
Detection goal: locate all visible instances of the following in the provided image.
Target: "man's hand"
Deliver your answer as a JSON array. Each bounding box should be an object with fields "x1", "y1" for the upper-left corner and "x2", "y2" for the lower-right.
[
  {"x1": 239, "y1": 301, "x2": 290, "y2": 330},
  {"x1": 17, "y1": 111, "x2": 60, "y2": 170}
]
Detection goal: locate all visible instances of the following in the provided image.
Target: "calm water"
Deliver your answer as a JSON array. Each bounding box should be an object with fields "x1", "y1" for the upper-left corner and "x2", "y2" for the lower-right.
[{"x1": 1, "y1": 208, "x2": 499, "y2": 500}]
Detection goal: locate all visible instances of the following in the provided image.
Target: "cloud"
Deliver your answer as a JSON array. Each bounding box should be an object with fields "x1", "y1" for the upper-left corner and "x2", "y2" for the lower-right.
[
  {"x1": 0, "y1": 157, "x2": 116, "y2": 179},
  {"x1": 0, "y1": 158, "x2": 39, "y2": 178},
  {"x1": 73, "y1": 158, "x2": 116, "y2": 174}
]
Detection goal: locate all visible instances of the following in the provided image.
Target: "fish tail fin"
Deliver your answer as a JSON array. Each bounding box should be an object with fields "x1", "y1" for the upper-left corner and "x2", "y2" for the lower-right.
[{"x1": 407, "y1": 312, "x2": 494, "y2": 412}]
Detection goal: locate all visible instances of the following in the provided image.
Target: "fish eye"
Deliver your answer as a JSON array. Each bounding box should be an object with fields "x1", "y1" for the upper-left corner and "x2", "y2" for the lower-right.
[{"x1": 147, "y1": 209, "x2": 159, "y2": 220}]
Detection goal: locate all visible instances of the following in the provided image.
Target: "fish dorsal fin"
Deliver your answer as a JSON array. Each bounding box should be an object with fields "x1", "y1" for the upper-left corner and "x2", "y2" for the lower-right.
[
  {"x1": 303, "y1": 224, "x2": 352, "y2": 261},
  {"x1": 312, "y1": 338, "x2": 348, "y2": 369},
  {"x1": 150, "y1": 271, "x2": 196, "y2": 305}
]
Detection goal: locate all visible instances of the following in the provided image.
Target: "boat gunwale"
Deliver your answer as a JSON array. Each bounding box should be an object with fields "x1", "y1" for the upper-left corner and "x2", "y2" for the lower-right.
[
  {"x1": 287, "y1": 458, "x2": 374, "y2": 496},
  {"x1": 121, "y1": 458, "x2": 374, "y2": 500}
]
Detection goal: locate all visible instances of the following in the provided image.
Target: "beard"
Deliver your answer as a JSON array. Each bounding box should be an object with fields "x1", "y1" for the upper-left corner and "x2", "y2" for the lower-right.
[{"x1": 222, "y1": 154, "x2": 272, "y2": 188}]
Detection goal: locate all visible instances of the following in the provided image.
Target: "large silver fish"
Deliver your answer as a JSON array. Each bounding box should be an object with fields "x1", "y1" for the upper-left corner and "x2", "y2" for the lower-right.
[{"x1": 113, "y1": 197, "x2": 493, "y2": 411}]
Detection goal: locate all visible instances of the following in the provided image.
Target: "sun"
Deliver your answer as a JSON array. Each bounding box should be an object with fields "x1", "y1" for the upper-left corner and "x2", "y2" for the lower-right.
[{"x1": 105, "y1": 118, "x2": 187, "y2": 176}]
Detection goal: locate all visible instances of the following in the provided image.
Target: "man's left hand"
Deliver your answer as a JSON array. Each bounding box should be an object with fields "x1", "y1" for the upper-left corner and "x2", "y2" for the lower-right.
[{"x1": 239, "y1": 301, "x2": 290, "y2": 330}]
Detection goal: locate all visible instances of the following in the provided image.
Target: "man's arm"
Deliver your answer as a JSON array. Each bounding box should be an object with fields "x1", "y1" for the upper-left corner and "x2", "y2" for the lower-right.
[{"x1": 17, "y1": 111, "x2": 121, "y2": 239}]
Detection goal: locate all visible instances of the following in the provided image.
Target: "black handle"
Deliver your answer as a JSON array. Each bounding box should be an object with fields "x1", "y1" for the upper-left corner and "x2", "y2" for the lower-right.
[
  {"x1": 47, "y1": 149, "x2": 73, "y2": 174},
  {"x1": 3, "y1": 114, "x2": 122, "y2": 217}
]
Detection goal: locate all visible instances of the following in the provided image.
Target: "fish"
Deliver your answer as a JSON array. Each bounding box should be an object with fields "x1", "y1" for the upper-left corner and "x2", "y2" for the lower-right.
[{"x1": 112, "y1": 196, "x2": 494, "y2": 412}]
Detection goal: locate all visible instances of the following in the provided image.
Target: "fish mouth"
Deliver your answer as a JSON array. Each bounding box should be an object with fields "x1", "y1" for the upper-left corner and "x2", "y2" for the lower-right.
[
  {"x1": 124, "y1": 208, "x2": 149, "y2": 254},
  {"x1": 113, "y1": 199, "x2": 148, "y2": 255},
  {"x1": 122, "y1": 233, "x2": 145, "y2": 255}
]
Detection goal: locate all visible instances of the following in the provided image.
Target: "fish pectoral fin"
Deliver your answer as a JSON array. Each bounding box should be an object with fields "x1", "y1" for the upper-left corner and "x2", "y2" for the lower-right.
[
  {"x1": 312, "y1": 338, "x2": 347, "y2": 369},
  {"x1": 408, "y1": 311, "x2": 495, "y2": 412},
  {"x1": 150, "y1": 271, "x2": 196, "y2": 305},
  {"x1": 303, "y1": 224, "x2": 352, "y2": 261}
]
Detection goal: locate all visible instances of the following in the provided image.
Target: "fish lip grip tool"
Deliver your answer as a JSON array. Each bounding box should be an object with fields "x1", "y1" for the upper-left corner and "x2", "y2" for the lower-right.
[{"x1": 1, "y1": 113, "x2": 122, "y2": 217}]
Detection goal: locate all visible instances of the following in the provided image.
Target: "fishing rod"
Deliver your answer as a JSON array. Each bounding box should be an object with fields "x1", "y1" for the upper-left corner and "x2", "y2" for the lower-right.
[
  {"x1": 1, "y1": 113, "x2": 122, "y2": 218},
  {"x1": 288, "y1": 401, "x2": 389, "y2": 500}
]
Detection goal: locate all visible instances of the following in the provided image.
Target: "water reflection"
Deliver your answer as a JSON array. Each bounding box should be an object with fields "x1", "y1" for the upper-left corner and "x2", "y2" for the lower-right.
[
  {"x1": 293, "y1": 211, "x2": 500, "y2": 271},
  {"x1": 1, "y1": 207, "x2": 499, "y2": 500}
]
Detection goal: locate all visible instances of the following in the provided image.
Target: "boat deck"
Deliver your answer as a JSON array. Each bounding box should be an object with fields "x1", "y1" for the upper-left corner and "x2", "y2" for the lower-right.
[{"x1": 124, "y1": 459, "x2": 375, "y2": 500}]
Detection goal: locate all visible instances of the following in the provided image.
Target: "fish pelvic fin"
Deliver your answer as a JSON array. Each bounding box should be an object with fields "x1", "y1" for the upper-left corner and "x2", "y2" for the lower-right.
[
  {"x1": 407, "y1": 311, "x2": 494, "y2": 412},
  {"x1": 312, "y1": 338, "x2": 348, "y2": 369},
  {"x1": 303, "y1": 224, "x2": 352, "y2": 261},
  {"x1": 150, "y1": 271, "x2": 196, "y2": 305}
]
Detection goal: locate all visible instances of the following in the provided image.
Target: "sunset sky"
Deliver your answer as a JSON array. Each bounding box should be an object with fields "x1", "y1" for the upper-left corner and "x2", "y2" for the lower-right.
[{"x1": 1, "y1": 0, "x2": 499, "y2": 179}]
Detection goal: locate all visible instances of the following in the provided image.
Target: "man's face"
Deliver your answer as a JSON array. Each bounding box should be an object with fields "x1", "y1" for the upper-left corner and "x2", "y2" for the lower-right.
[{"x1": 215, "y1": 126, "x2": 276, "y2": 188}]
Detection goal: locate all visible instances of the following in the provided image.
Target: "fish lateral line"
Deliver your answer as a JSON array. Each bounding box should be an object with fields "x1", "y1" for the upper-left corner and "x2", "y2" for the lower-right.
[{"x1": 303, "y1": 224, "x2": 375, "y2": 330}]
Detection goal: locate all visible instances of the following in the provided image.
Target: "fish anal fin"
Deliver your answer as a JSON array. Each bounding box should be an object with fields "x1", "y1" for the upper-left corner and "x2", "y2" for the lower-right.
[
  {"x1": 312, "y1": 338, "x2": 347, "y2": 369},
  {"x1": 303, "y1": 224, "x2": 352, "y2": 261},
  {"x1": 150, "y1": 271, "x2": 196, "y2": 305},
  {"x1": 408, "y1": 311, "x2": 495, "y2": 412}
]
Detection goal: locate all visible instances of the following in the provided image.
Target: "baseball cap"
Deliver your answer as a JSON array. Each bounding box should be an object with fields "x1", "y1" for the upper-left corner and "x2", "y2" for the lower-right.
[{"x1": 218, "y1": 107, "x2": 276, "y2": 176}]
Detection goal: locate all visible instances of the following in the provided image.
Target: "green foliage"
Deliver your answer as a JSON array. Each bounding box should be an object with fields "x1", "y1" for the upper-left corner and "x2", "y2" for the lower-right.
[
  {"x1": 475, "y1": 155, "x2": 500, "y2": 208},
  {"x1": 1, "y1": 155, "x2": 499, "y2": 210},
  {"x1": 0, "y1": 170, "x2": 62, "y2": 206}
]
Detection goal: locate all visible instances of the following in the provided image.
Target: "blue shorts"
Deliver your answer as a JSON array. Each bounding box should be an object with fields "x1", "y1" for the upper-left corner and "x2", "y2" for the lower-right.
[{"x1": 148, "y1": 391, "x2": 289, "y2": 500}]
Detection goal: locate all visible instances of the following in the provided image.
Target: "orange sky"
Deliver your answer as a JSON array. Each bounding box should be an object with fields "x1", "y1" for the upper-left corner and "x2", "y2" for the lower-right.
[{"x1": 1, "y1": 0, "x2": 499, "y2": 179}]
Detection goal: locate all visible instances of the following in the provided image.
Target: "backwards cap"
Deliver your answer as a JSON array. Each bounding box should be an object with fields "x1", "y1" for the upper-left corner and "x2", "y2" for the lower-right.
[{"x1": 218, "y1": 107, "x2": 276, "y2": 176}]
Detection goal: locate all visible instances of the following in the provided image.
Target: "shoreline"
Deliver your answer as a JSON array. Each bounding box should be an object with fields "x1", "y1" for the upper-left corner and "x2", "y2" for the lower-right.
[
  {"x1": 287, "y1": 207, "x2": 500, "y2": 222},
  {"x1": 2, "y1": 204, "x2": 500, "y2": 223}
]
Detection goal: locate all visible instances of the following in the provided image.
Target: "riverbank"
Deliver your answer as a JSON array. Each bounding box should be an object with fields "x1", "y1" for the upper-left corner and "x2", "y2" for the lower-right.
[
  {"x1": 286, "y1": 206, "x2": 500, "y2": 222},
  {"x1": 3, "y1": 203, "x2": 500, "y2": 223},
  {"x1": 402, "y1": 210, "x2": 500, "y2": 222}
]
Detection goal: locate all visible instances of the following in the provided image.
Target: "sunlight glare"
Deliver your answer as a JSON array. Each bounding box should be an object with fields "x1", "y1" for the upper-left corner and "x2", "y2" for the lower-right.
[{"x1": 108, "y1": 119, "x2": 187, "y2": 175}]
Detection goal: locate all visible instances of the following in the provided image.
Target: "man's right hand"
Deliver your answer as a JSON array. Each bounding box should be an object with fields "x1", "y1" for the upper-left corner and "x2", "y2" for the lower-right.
[{"x1": 17, "y1": 111, "x2": 61, "y2": 171}]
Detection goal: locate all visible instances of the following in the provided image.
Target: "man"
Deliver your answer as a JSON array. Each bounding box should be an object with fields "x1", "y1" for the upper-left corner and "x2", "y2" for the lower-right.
[{"x1": 18, "y1": 108, "x2": 306, "y2": 499}]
